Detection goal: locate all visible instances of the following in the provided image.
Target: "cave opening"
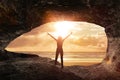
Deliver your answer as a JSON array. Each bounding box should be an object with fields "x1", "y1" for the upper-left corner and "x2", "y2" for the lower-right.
[{"x1": 5, "y1": 21, "x2": 107, "y2": 66}]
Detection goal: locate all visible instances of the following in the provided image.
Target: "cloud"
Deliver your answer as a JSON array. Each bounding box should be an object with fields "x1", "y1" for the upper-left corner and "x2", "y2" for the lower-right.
[
  {"x1": 70, "y1": 36, "x2": 107, "y2": 47},
  {"x1": 7, "y1": 32, "x2": 56, "y2": 51},
  {"x1": 7, "y1": 35, "x2": 41, "y2": 48},
  {"x1": 6, "y1": 21, "x2": 107, "y2": 52}
]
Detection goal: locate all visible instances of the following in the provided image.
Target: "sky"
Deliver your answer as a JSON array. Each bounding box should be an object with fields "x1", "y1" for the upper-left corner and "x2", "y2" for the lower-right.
[{"x1": 6, "y1": 21, "x2": 107, "y2": 52}]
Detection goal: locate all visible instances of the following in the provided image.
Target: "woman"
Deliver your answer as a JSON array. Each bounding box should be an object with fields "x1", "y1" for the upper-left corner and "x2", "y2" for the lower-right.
[{"x1": 48, "y1": 32, "x2": 72, "y2": 68}]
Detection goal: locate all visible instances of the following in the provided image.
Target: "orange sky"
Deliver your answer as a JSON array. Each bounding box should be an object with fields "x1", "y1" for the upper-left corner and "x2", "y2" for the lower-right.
[{"x1": 6, "y1": 21, "x2": 107, "y2": 52}]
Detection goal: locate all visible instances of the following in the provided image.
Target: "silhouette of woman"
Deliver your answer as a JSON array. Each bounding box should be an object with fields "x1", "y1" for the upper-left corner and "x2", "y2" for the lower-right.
[{"x1": 48, "y1": 32, "x2": 72, "y2": 68}]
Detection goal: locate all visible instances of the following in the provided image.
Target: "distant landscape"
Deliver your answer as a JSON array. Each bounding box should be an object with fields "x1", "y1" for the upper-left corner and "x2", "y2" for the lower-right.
[{"x1": 15, "y1": 51, "x2": 106, "y2": 66}]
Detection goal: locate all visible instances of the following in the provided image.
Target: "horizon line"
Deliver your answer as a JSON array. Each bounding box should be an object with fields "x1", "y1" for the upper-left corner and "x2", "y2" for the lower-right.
[{"x1": 8, "y1": 50, "x2": 106, "y2": 53}]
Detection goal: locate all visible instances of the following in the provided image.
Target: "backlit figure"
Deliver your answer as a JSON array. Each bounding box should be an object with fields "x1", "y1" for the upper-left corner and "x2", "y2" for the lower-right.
[{"x1": 48, "y1": 32, "x2": 72, "y2": 68}]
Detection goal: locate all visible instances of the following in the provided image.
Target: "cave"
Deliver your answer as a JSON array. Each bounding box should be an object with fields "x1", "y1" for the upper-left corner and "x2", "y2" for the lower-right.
[{"x1": 0, "y1": 0, "x2": 120, "y2": 80}]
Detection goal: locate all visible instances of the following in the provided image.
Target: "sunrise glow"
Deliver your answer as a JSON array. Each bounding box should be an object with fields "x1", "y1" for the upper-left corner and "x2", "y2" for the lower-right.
[
  {"x1": 6, "y1": 21, "x2": 107, "y2": 66},
  {"x1": 54, "y1": 21, "x2": 75, "y2": 38},
  {"x1": 6, "y1": 21, "x2": 107, "y2": 52}
]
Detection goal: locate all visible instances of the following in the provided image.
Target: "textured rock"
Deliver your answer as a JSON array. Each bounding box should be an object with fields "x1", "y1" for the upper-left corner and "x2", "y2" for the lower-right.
[
  {"x1": 0, "y1": 55, "x2": 81, "y2": 80},
  {"x1": 0, "y1": 0, "x2": 120, "y2": 79},
  {"x1": 67, "y1": 64, "x2": 120, "y2": 80},
  {"x1": 0, "y1": 50, "x2": 39, "y2": 61}
]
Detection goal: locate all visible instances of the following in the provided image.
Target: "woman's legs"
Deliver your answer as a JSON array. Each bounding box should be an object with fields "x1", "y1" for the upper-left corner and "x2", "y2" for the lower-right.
[
  {"x1": 55, "y1": 49, "x2": 59, "y2": 65},
  {"x1": 60, "y1": 49, "x2": 64, "y2": 68},
  {"x1": 55, "y1": 48, "x2": 64, "y2": 68}
]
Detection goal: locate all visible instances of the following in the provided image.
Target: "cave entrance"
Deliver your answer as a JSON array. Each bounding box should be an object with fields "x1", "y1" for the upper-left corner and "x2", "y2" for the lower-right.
[{"x1": 6, "y1": 21, "x2": 107, "y2": 66}]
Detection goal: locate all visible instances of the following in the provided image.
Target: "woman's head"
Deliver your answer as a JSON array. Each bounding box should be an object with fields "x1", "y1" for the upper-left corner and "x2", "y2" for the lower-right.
[{"x1": 58, "y1": 36, "x2": 62, "y2": 40}]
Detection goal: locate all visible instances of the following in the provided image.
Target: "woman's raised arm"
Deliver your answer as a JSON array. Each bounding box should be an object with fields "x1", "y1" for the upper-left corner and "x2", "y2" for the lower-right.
[
  {"x1": 63, "y1": 32, "x2": 72, "y2": 41},
  {"x1": 47, "y1": 32, "x2": 57, "y2": 40}
]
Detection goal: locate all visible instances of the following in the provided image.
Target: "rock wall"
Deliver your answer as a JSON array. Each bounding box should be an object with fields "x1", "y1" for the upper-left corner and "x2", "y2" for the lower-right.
[{"x1": 0, "y1": 0, "x2": 120, "y2": 73}]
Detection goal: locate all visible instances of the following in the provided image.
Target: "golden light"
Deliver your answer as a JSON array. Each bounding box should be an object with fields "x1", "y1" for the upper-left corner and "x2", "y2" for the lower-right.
[{"x1": 53, "y1": 21, "x2": 75, "y2": 38}]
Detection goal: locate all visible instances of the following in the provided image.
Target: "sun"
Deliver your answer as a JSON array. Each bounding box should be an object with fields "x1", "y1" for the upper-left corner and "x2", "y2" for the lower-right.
[{"x1": 54, "y1": 21, "x2": 75, "y2": 38}]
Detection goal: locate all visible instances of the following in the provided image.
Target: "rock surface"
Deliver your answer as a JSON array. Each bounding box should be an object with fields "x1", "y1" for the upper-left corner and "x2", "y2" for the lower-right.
[
  {"x1": 0, "y1": 52, "x2": 120, "y2": 80},
  {"x1": 0, "y1": 0, "x2": 120, "y2": 80},
  {"x1": 0, "y1": 52, "x2": 81, "y2": 80},
  {"x1": 67, "y1": 64, "x2": 120, "y2": 80}
]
